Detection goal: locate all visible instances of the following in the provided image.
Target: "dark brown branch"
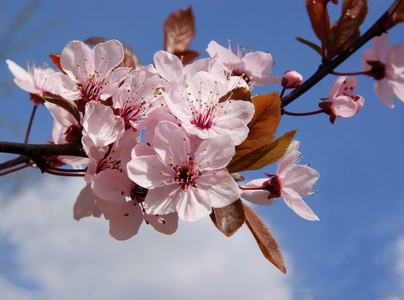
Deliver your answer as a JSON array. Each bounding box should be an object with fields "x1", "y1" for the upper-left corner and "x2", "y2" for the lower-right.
[
  {"x1": 0, "y1": 139, "x2": 87, "y2": 172},
  {"x1": 281, "y1": 0, "x2": 401, "y2": 108}
]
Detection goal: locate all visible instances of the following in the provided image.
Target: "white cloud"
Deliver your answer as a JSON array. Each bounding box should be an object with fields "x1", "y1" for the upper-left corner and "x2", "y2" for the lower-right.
[{"x1": 0, "y1": 177, "x2": 296, "y2": 300}]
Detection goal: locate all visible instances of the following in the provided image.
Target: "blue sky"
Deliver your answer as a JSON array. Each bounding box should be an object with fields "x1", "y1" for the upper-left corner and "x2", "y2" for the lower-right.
[{"x1": 0, "y1": 1, "x2": 404, "y2": 299}]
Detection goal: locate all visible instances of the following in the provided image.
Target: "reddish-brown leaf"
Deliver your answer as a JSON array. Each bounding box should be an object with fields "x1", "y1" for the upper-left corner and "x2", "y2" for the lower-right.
[
  {"x1": 164, "y1": 7, "x2": 195, "y2": 53},
  {"x1": 385, "y1": 0, "x2": 404, "y2": 29},
  {"x1": 228, "y1": 129, "x2": 296, "y2": 173},
  {"x1": 243, "y1": 203, "x2": 286, "y2": 274},
  {"x1": 42, "y1": 92, "x2": 81, "y2": 124},
  {"x1": 84, "y1": 37, "x2": 142, "y2": 68},
  {"x1": 328, "y1": 0, "x2": 368, "y2": 58},
  {"x1": 306, "y1": 0, "x2": 330, "y2": 48},
  {"x1": 49, "y1": 53, "x2": 66, "y2": 74},
  {"x1": 219, "y1": 87, "x2": 252, "y2": 103},
  {"x1": 172, "y1": 49, "x2": 200, "y2": 65},
  {"x1": 210, "y1": 199, "x2": 245, "y2": 237},
  {"x1": 227, "y1": 93, "x2": 281, "y2": 173}
]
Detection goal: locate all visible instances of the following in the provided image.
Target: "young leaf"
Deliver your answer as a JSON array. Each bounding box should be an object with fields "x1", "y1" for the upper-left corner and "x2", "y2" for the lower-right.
[
  {"x1": 49, "y1": 53, "x2": 66, "y2": 74},
  {"x1": 219, "y1": 86, "x2": 252, "y2": 103},
  {"x1": 172, "y1": 49, "x2": 201, "y2": 65},
  {"x1": 227, "y1": 93, "x2": 281, "y2": 173},
  {"x1": 42, "y1": 92, "x2": 81, "y2": 124},
  {"x1": 210, "y1": 199, "x2": 245, "y2": 237},
  {"x1": 164, "y1": 6, "x2": 195, "y2": 53},
  {"x1": 295, "y1": 37, "x2": 322, "y2": 56},
  {"x1": 228, "y1": 129, "x2": 296, "y2": 173},
  {"x1": 243, "y1": 203, "x2": 286, "y2": 274},
  {"x1": 305, "y1": 0, "x2": 330, "y2": 49},
  {"x1": 328, "y1": 0, "x2": 368, "y2": 59}
]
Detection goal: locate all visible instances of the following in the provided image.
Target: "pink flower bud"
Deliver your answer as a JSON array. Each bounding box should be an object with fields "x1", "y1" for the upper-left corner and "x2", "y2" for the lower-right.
[{"x1": 281, "y1": 70, "x2": 303, "y2": 88}]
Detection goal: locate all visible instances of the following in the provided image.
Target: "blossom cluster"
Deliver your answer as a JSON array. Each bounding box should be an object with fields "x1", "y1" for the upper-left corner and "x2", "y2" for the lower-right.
[{"x1": 7, "y1": 39, "x2": 320, "y2": 240}]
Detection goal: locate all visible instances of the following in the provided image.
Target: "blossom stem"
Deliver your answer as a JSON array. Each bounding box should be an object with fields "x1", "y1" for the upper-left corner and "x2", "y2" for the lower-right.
[
  {"x1": 24, "y1": 105, "x2": 37, "y2": 144},
  {"x1": 281, "y1": 109, "x2": 325, "y2": 116},
  {"x1": 0, "y1": 161, "x2": 34, "y2": 176},
  {"x1": 331, "y1": 70, "x2": 369, "y2": 76},
  {"x1": 44, "y1": 168, "x2": 85, "y2": 177},
  {"x1": 281, "y1": 0, "x2": 400, "y2": 108}
]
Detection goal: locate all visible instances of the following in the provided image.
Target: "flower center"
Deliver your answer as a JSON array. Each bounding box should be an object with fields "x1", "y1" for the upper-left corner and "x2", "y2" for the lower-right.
[
  {"x1": 77, "y1": 75, "x2": 105, "y2": 102},
  {"x1": 365, "y1": 60, "x2": 386, "y2": 80},
  {"x1": 120, "y1": 101, "x2": 143, "y2": 129},
  {"x1": 191, "y1": 106, "x2": 215, "y2": 130},
  {"x1": 173, "y1": 160, "x2": 200, "y2": 190}
]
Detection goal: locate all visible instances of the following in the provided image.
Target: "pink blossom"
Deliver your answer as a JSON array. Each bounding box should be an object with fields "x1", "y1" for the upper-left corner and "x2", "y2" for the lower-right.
[
  {"x1": 206, "y1": 40, "x2": 281, "y2": 85},
  {"x1": 6, "y1": 59, "x2": 55, "y2": 105},
  {"x1": 362, "y1": 33, "x2": 404, "y2": 107},
  {"x1": 162, "y1": 71, "x2": 255, "y2": 145},
  {"x1": 112, "y1": 65, "x2": 166, "y2": 130},
  {"x1": 319, "y1": 76, "x2": 364, "y2": 124},
  {"x1": 281, "y1": 70, "x2": 303, "y2": 89},
  {"x1": 127, "y1": 121, "x2": 240, "y2": 222},
  {"x1": 92, "y1": 169, "x2": 178, "y2": 240},
  {"x1": 241, "y1": 140, "x2": 319, "y2": 221},
  {"x1": 52, "y1": 39, "x2": 130, "y2": 111}
]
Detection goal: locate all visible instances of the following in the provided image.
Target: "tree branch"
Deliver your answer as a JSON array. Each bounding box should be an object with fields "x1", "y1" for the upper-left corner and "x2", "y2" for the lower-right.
[
  {"x1": 281, "y1": 0, "x2": 401, "y2": 108},
  {"x1": 0, "y1": 140, "x2": 87, "y2": 172}
]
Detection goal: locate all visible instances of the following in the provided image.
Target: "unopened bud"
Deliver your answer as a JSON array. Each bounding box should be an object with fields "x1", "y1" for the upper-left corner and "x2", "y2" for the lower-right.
[{"x1": 281, "y1": 70, "x2": 303, "y2": 89}]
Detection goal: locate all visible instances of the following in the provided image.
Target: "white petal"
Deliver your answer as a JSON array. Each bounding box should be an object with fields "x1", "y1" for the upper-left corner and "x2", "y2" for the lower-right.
[
  {"x1": 282, "y1": 192, "x2": 319, "y2": 221},
  {"x1": 372, "y1": 33, "x2": 388, "y2": 60},
  {"x1": 388, "y1": 44, "x2": 404, "y2": 74},
  {"x1": 206, "y1": 40, "x2": 240, "y2": 67},
  {"x1": 195, "y1": 170, "x2": 240, "y2": 208},
  {"x1": 153, "y1": 50, "x2": 183, "y2": 83},
  {"x1": 60, "y1": 40, "x2": 94, "y2": 83},
  {"x1": 6, "y1": 59, "x2": 38, "y2": 94},
  {"x1": 374, "y1": 80, "x2": 394, "y2": 108},
  {"x1": 388, "y1": 74, "x2": 404, "y2": 103},
  {"x1": 92, "y1": 169, "x2": 132, "y2": 203},
  {"x1": 194, "y1": 135, "x2": 235, "y2": 170},
  {"x1": 109, "y1": 202, "x2": 143, "y2": 240},
  {"x1": 276, "y1": 140, "x2": 300, "y2": 179},
  {"x1": 282, "y1": 165, "x2": 319, "y2": 197},
  {"x1": 93, "y1": 39, "x2": 124, "y2": 76}
]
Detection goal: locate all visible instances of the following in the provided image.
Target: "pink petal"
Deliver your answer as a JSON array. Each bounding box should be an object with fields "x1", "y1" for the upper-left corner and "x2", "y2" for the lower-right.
[
  {"x1": 92, "y1": 169, "x2": 133, "y2": 203},
  {"x1": 206, "y1": 40, "x2": 240, "y2": 67},
  {"x1": 6, "y1": 60, "x2": 38, "y2": 94},
  {"x1": 282, "y1": 165, "x2": 319, "y2": 198},
  {"x1": 241, "y1": 189, "x2": 277, "y2": 206},
  {"x1": 388, "y1": 73, "x2": 404, "y2": 103},
  {"x1": 82, "y1": 101, "x2": 125, "y2": 148},
  {"x1": 374, "y1": 80, "x2": 394, "y2": 107},
  {"x1": 331, "y1": 95, "x2": 358, "y2": 118},
  {"x1": 372, "y1": 33, "x2": 388, "y2": 61},
  {"x1": 109, "y1": 202, "x2": 143, "y2": 240},
  {"x1": 388, "y1": 44, "x2": 404, "y2": 74},
  {"x1": 195, "y1": 170, "x2": 240, "y2": 208},
  {"x1": 276, "y1": 140, "x2": 300, "y2": 179},
  {"x1": 282, "y1": 192, "x2": 319, "y2": 221},
  {"x1": 144, "y1": 212, "x2": 178, "y2": 235},
  {"x1": 175, "y1": 188, "x2": 212, "y2": 222},
  {"x1": 153, "y1": 50, "x2": 183, "y2": 82},
  {"x1": 73, "y1": 183, "x2": 102, "y2": 221},
  {"x1": 194, "y1": 135, "x2": 235, "y2": 170},
  {"x1": 93, "y1": 39, "x2": 124, "y2": 76},
  {"x1": 60, "y1": 40, "x2": 94, "y2": 83},
  {"x1": 362, "y1": 49, "x2": 377, "y2": 72}
]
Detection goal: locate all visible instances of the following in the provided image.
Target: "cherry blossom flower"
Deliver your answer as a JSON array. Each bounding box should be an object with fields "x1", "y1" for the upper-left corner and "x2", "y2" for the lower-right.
[
  {"x1": 162, "y1": 70, "x2": 255, "y2": 145},
  {"x1": 92, "y1": 169, "x2": 178, "y2": 240},
  {"x1": 127, "y1": 121, "x2": 240, "y2": 222},
  {"x1": 6, "y1": 59, "x2": 55, "y2": 105},
  {"x1": 318, "y1": 76, "x2": 364, "y2": 124},
  {"x1": 362, "y1": 33, "x2": 404, "y2": 107},
  {"x1": 112, "y1": 65, "x2": 166, "y2": 130},
  {"x1": 241, "y1": 140, "x2": 319, "y2": 221},
  {"x1": 206, "y1": 40, "x2": 281, "y2": 85},
  {"x1": 52, "y1": 39, "x2": 130, "y2": 112}
]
